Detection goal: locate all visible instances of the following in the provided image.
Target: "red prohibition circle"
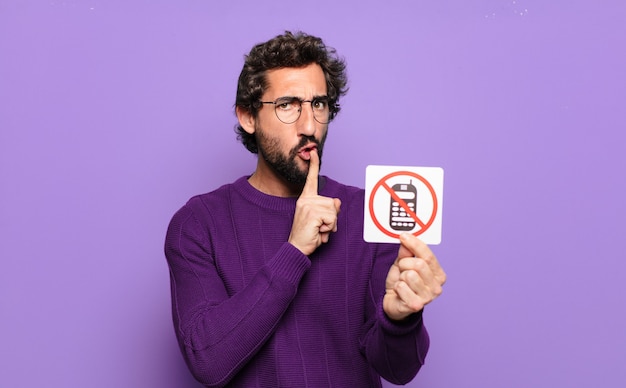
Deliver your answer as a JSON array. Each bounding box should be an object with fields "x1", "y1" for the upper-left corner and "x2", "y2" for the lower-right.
[{"x1": 368, "y1": 171, "x2": 438, "y2": 239}]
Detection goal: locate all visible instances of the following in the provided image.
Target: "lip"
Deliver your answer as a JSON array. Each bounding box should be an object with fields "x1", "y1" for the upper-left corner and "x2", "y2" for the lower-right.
[{"x1": 297, "y1": 144, "x2": 318, "y2": 160}]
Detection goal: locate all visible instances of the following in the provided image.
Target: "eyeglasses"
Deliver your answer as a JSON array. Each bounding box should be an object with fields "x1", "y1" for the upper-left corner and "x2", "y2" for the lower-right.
[{"x1": 259, "y1": 96, "x2": 334, "y2": 124}]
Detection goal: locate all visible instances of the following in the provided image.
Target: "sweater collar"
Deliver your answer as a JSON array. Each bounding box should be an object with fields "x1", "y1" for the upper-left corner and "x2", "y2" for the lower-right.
[{"x1": 232, "y1": 175, "x2": 331, "y2": 212}]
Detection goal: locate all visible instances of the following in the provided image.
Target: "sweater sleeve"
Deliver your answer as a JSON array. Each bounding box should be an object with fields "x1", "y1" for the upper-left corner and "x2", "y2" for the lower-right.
[
  {"x1": 360, "y1": 242, "x2": 430, "y2": 385},
  {"x1": 164, "y1": 203, "x2": 310, "y2": 387}
]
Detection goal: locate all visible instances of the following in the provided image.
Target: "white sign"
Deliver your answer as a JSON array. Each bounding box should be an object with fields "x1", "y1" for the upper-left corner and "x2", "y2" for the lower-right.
[{"x1": 364, "y1": 165, "x2": 444, "y2": 245}]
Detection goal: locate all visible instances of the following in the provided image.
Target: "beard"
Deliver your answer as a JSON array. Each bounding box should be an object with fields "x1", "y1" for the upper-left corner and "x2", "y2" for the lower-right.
[{"x1": 254, "y1": 124, "x2": 327, "y2": 185}]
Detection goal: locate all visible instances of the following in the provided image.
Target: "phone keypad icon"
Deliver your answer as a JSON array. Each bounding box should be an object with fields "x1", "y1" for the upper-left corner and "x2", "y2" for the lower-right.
[{"x1": 389, "y1": 181, "x2": 417, "y2": 231}]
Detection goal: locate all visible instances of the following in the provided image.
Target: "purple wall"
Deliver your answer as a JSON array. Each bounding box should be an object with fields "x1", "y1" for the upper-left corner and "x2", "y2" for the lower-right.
[{"x1": 1, "y1": 1, "x2": 625, "y2": 387}]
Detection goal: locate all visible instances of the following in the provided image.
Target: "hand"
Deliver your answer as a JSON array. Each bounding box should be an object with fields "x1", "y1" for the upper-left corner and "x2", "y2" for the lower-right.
[
  {"x1": 288, "y1": 149, "x2": 341, "y2": 256},
  {"x1": 383, "y1": 233, "x2": 446, "y2": 321}
]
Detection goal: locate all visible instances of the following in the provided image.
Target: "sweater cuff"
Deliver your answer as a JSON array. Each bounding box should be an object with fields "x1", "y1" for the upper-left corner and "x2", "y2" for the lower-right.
[
  {"x1": 377, "y1": 300, "x2": 424, "y2": 336},
  {"x1": 266, "y1": 242, "x2": 311, "y2": 287}
]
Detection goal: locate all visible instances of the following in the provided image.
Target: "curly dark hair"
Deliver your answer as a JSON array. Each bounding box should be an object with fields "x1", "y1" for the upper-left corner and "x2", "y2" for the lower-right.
[{"x1": 234, "y1": 31, "x2": 348, "y2": 153}]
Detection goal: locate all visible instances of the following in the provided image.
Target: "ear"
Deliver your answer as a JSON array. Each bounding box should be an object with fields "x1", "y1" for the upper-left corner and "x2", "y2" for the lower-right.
[{"x1": 236, "y1": 106, "x2": 256, "y2": 135}]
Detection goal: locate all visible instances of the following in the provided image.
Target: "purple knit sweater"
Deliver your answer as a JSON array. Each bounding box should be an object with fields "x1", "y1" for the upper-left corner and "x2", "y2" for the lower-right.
[{"x1": 164, "y1": 176, "x2": 429, "y2": 387}]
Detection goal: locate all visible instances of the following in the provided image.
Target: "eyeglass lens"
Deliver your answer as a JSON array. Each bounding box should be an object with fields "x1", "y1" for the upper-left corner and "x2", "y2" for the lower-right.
[{"x1": 274, "y1": 97, "x2": 330, "y2": 124}]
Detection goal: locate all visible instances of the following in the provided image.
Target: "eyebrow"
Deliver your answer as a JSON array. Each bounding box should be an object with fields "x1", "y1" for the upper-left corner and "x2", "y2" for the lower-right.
[{"x1": 276, "y1": 95, "x2": 329, "y2": 101}]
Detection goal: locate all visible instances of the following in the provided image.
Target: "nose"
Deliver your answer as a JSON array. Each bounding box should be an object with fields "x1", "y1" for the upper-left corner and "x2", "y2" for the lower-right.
[{"x1": 296, "y1": 102, "x2": 317, "y2": 137}]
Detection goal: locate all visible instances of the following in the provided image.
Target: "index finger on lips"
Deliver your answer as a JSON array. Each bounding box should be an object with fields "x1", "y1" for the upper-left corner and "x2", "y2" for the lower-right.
[{"x1": 302, "y1": 148, "x2": 319, "y2": 196}]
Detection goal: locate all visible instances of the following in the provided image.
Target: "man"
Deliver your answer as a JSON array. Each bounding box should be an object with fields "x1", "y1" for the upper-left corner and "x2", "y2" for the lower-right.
[{"x1": 165, "y1": 31, "x2": 446, "y2": 387}]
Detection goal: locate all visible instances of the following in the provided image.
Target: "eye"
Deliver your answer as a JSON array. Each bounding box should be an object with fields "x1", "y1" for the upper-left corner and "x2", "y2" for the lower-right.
[
  {"x1": 275, "y1": 98, "x2": 297, "y2": 111},
  {"x1": 312, "y1": 99, "x2": 328, "y2": 110}
]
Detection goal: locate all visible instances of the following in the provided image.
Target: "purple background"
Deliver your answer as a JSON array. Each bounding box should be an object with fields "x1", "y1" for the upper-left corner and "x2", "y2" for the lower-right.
[{"x1": 1, "y1": 1, "x2": 625, "y2": 387}]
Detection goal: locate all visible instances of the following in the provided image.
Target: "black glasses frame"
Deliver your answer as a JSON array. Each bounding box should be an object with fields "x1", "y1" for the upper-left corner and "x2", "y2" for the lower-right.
[{"x1": 259, "y1": 96, "x2": 336, "y2": 124}]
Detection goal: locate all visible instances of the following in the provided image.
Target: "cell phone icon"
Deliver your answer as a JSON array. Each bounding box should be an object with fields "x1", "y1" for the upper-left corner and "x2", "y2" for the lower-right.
[{"x1": 389, "y1": 180, "x2": 417, "y2": 231}]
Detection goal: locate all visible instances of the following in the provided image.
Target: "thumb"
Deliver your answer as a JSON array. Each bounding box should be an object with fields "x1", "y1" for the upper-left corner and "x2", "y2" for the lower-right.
[
  {"x1": 396, "y1": 233, "x2": 414, "y2": 261},
  {"x1": 331, "y1": 198, "x2": 341, "y2": 232},
  {"x1": 333, "y1": 198, "x2": 341, "y2": 213}
]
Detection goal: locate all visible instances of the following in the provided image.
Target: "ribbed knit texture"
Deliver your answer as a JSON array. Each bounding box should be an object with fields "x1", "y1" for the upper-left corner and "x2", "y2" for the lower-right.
[{"x1": 164, "y1": 176, "x2": 430, "y2": 387}]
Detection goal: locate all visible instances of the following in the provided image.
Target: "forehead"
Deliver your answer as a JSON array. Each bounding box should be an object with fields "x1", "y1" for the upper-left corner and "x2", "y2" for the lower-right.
[{"x1": 264, "y1": 63, "x2": 327, "y2": 98}]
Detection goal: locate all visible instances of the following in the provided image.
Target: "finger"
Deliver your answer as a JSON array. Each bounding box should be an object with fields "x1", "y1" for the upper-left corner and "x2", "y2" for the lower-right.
[
  {"x1": 400, "y1": 267, "x2": 444, "y2": 304},
  {"x1": 396, "y1": 243, "x2": 414, "y2": 263},
  {"x1": 399, "y1": 233, "x2": 430, "y2": 259},
  {"x1": 399, "y1": 234, "x2": 436, "y2": 266},
  {"x1": 302, "y1": 148, "x2": 319, "y2": 197},
  {"x1": 398, "y1": 257, "x2": 431, "y2": 278},
  {"x1": 398, "y1": 233, "x2": 446, "y2": 285},
  {"x1": 393, "y1": 281, "x2": 426, "y2": 312},
  {"x1": 399, "y1": 269, "x2": 424, "y2": 293}
]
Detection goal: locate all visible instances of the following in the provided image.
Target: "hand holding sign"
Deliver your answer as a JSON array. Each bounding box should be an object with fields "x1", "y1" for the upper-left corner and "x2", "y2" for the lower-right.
[
  {"x1": 288, "y1": 149, "x2": 342, "y2": 256},
  {"x1": 383, "y1": 233, "x2": 446, "y2": 321}
]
